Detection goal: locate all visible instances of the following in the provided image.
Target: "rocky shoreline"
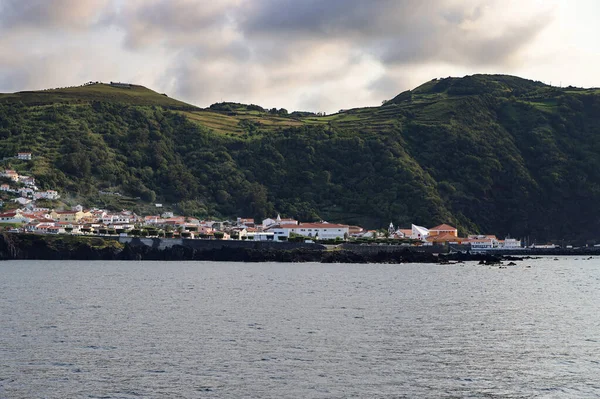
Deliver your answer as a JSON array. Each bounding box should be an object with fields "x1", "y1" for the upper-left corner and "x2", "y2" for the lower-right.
[{"x1": 0, "y1": 233, "x2": 536, "y2": 264}]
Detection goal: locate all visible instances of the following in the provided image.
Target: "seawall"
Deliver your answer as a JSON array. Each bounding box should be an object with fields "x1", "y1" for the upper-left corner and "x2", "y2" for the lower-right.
[{"x1": 119, "y1": 237, "x2": 326, "y2": 251}]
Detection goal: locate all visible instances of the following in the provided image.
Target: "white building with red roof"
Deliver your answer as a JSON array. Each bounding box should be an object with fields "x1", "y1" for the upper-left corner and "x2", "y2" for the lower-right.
[
  {"x1": 262, "y1": 214, "x2": 299, "y2": 229},
  {"x1": 269, "y1": 222, "x2": 349, "y2": 240},
  {"x1": 0, "y1": 209, "x2": 31, "y2": 224},
  {"x1": 2, "y1": 169, "x2": 19, "y2": 182}
]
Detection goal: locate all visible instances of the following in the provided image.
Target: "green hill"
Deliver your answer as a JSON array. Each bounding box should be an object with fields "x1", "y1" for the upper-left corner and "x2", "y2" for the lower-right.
[
  {"x1": 1, "y1": 75, "x2": 600, "y2": 241},
  {"x1": 0, "y1": 82, "x2": 197, "y2": 110}
]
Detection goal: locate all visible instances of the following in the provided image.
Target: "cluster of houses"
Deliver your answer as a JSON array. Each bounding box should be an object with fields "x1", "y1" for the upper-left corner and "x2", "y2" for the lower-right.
[
  {"x1": 0, "y1": 152, "x2": 61, "y2": 203},
  {"x1": 0, "y1": 208, "x2": 353, "y2": 241},
  {"x1": 381, "y1": 223, "x2": 522, "y2": 251},
  {"x1": 0, "y1": 202, "x2": 523, "y2": 251},
  {"x1": 1, "y1": 169, "x2": 60, "y2": 202},
  {"x1": 0, "y1": 152, "x2": 523, "y2": 250}
]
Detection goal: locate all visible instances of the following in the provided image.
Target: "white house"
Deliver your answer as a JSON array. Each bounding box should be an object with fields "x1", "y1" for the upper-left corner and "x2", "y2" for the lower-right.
[
  {"x1": 102, "y1": 214, "x2": 131, "y2": 224},
  {"x1": 17, "y1": 152, "x2": 32, "y2": 160},
  {"x1": 530, "y1": 243, "x2": 558, "y2": 249},
  {"x1": 13, "y1": 197, "x2": 31, "y2": 205},
  {"x1": 411, "y1": 224, "x2": 429, "y2": 241},
  {"x1": 33, "y1": 222, "x2": 57, "y2": 234},
  {"x1": 18, "y1": 188, "x2": 34, "y2": 197},
  {"x1": 500, "y1": 238, "x2": 522, "y2": 249},
  {"x1": 34, "y1": 190, "x2": 60, "y2": 200},
  {"x1": 2, "y1": 169, "x2": 19, "y2": 182},
  {"x1": 247, "y1": 231, "x2": 276, "y2": 241},
  {"x1": 469, "y1": 236, "x2": 500, "y2": 252},
  {"x1": 262, "y1": 214, "x2": 299, "y2": 229},
  {"x1": 270, "y1": 222, "x2": 349, "y2": 240},
  {"x1": 18, "y1": 175, "x2": 36, "y2": 187},
  {"x1": 0, "y1": 210, "x2": 31, "y2": 224}
]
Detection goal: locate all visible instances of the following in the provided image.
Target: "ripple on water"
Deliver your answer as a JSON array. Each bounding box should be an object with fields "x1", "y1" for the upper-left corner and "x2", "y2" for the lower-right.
[{"x1": 0, "y1": 259, "x2": 599, "y2": 398}]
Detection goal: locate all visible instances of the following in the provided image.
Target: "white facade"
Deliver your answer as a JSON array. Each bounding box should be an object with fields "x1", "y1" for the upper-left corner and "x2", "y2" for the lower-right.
[
  {"x1": 2, "y1": 170, "x2": 19, "y2": 182},
  {"x1": 470, "y1": 239, "x2": 499, "y2": 252},
  {"x1": 262, "y1": 214, "x2": 298, "y2": 229},
  {"x1": 468, "y1": 235, "x2": 500, "y2": 252},
  {"x1": 17, "y1": 152, "x2": 32, "y2": 160},
  {"x1": 0, "y1": 210, "x2": 31, "y2": 224},
  {"x1": 13, "y1": 197, "x2": 31, "y2": 205},
  {"x1": 102, "y1": 214, "x2": 131, "y2": 224},
  {"x1": 530, "y1": 244, "x2": 558, "y2": 249},
  {"x1": 34, "y1": 190, "x2": 60, "y2": 200},
  {"x1": 271, "y1": 223, "x2": 349, "y2": 240},
  {"x1": 501, "y1": 238, "x2": 522, "y2": 249},
  {"x1": 262, "y1": 215, "x2": 280, "y2": 229},
  {"x1": 248, "y1": 232, "x2": 276, "y2": 241},
  {"x1": 411, "y1": 224, "x2": 429, "y2": 241}
]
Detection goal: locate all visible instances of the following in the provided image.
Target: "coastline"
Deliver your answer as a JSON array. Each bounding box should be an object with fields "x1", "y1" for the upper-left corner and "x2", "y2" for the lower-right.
[{"x1": 1, "y1": 232, "x2": 587, "y2": 264}]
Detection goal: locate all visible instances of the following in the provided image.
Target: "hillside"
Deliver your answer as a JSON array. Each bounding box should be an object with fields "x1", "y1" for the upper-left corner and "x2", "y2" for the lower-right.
[
  {"x1": 0, "y1": 82, "x2": 197, "y2": 110},
  {"x1": 1, "y1": 74, "x2": 600, "y2": 241}
]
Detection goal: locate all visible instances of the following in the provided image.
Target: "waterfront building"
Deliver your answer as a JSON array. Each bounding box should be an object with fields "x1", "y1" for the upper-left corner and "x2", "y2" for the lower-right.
[
  {"x1": 269, "y1": 222, "x2": 349, "y2": 240},
  {"x1": 429, "y1": 224, "x2": 458, "y2": 237},
  {"x1": 411, "y1": 224, "x2": 429, "y2": 241}
]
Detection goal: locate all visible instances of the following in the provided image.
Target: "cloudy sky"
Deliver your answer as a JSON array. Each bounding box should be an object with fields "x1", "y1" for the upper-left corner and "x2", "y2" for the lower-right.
[{"x1": 0, "y1": 0, "x2": 598, "y2": 113}]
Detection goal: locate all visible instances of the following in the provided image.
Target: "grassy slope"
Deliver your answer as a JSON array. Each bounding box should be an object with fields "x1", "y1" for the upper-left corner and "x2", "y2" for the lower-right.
[{"x1": 0, "y1": 83, "x2": 197, "y2": 110}]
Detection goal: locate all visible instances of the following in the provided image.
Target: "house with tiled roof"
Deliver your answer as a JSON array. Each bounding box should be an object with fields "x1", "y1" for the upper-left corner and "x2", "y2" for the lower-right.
[
  {"x1": 426, "y1": 232, "x2": 467, "y2": 245},
  {"x1": 2, "y1": 169, "x2": 19, "y2": 182},
  {"x1": 262, "y1": 214, "x2": 299, "y2": 229},
  {"x1": 467, "y1": 235, "x2": 500, "y2": 252},
  {"x1": 236, "y1": 217, "x2": 255, "y2": 228},
  {"x1": 0, "y1": 209, "x2": 31, "y2": 224},
  {"x1": 49, "y1": 210, "x2": 91, "y2": 223},
  {"x1": 429, "y1": 224, "x2": 458, "y2": 237},
  {"x1": 396, "y1": 228, "x2": 413, "y2": 238},
  {"x1": 348, "y1": 225, "x2": 365, "y2": 237}
]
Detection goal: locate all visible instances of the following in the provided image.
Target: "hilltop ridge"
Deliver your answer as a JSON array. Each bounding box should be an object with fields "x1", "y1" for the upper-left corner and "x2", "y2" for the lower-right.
[{"x1": 0, "y1": 81, "x2": 198, "y2": 110}]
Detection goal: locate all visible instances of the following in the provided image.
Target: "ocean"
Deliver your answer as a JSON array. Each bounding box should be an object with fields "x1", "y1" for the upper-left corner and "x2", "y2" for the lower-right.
[{"x1": 1, "y1": 258, "x2": 599, "y2": 398}]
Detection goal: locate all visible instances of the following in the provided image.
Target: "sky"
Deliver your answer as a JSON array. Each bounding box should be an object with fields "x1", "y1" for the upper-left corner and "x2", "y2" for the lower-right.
[{"x1": 0, "y1": 0, "x2": 599, "y2": 113}]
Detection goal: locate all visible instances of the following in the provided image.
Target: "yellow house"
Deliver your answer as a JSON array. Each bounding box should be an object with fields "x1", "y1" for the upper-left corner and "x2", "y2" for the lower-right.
[{"x1": 50, "y1": 210, "x2": 90, "y2": 223}]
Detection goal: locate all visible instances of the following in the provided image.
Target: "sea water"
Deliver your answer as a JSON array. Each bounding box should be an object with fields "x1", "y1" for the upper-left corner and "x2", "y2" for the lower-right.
[{"x1": 1, "y1": 258, "x2": 599, "y2": 398}]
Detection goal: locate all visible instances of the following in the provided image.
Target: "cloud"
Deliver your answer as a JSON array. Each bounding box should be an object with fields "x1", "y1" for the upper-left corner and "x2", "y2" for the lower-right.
[
  {"x1": 0, "y1": 0, "x2": 572, "y2": 112},
  {"x1": 0, "y1": 0, "x2": 109, "y2": 30},
  {"x1": 107, "y1": 0, "x2": 241, "y2": 49},
  {"x1": 240, "y1": 0, "x2": 553, "y2": 67}
]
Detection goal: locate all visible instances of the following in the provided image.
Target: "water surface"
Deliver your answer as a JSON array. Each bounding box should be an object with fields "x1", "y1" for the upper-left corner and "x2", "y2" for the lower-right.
[{"x1": 1, "y1": 258, "x2": 599, "y2": 398}]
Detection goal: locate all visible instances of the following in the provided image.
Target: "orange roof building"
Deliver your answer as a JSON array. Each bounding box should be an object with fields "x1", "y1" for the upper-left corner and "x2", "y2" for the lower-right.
[
  {"x1": 426, "y1": 232, "x2": 466, "y2": 244},
  {"x1": 429, "y1": 224, "x2": 458, "y2": 237}
]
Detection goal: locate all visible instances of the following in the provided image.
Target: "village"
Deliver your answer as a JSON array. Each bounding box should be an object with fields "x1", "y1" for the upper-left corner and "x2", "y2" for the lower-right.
[{"x1": 0, "y1": 152, "x2": 529, "y2": 251}]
